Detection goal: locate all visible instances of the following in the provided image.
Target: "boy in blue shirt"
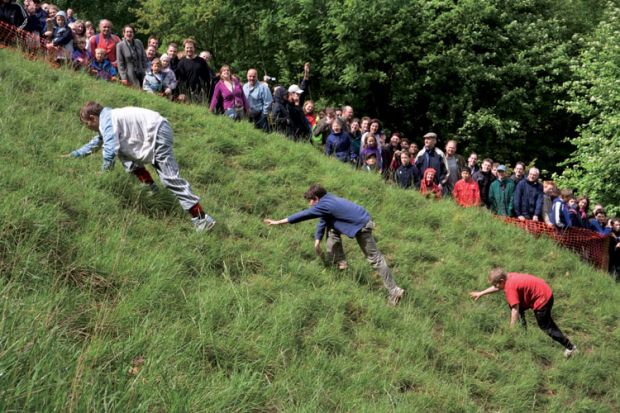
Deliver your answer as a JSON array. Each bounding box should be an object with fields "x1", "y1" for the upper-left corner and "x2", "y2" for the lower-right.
[{"x1": 264, "y1": 184, "x2": 404, "y2": 306}]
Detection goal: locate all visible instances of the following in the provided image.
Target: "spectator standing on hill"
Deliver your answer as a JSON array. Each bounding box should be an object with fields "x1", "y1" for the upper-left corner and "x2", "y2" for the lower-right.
[
  {"x1": 589, "y1": 209, "x2": 612, "y2": 236},
  {"x1": 287, "y1": 84, "x2": 310, "y2": 141},
  {"x1": 488, "y1": 165, "x2": 515, "y2": 216},
  {"x1": 243, "y1": 68, "x2": 272, "y2": 131},
  {"x1": 472, "y1": 158, "x2": 496, "y2": 209},
  {"x1": 0, "y1": 0, "x2": 27, "y2": 30},
  {"x1": 382, "y1": 132, "x2": 401, "y2": 181},
  {"x1": 394, "y1": 151, "x2": 419, "y2": 189},
  {"x1": 175, "y1": 38, "x2": 214, "y2": 103},
  {"x1": 576, "y1": 196, "x2": 589, "y2": 224},
  {"x1": 360, "y1": 118, "x2": 381, "y2": 149},
  {"x1": 325, "y1": 119, "x2": 355, "y2": 163},
  {"x1": 313, "y1": 108, "x2": 336, "y2": 146},
  {"x1": 71, "y1": 36, "x2": 90, "y2": 70},
  {"x1": 116, "y1": 24, "x2": 147, "y2": 88},
  {"x1": 46, "y1": 10, "x2": 73, "y2": 62},
  {"x1": 452, "y1": 168, "x2": 480, "y2": 207},
  {"x1": 550, "y1": 188, "x2": 572, "y2": 230},
  {"x1": 359, "y1": 135, "x2": 382, "y2": 172},
  {"x1": 444, "y1": 140, "x2": 466, "y2": 196},
  {"x1": 339, "y1": 105, "x2": 354, "y2": 132},
  {"x1": 272, "y1": 86, "x2": 293, "y2": 137},
  {"x1": 511, "y1": 161, "x2": 526, "y2": 184},
  {"x1": 420, "y1": 168, "x2": 442, "y2": 199},
  {"x1": 542, "y1": 181, "x2": 557, "y2": 228},
  {"x1": 143, "y1": 58, "x2": 174, "y2": 96},
  {"x1": 415, "y1": 132, "x2": 449, "y2": 189},
  {"x1": 264, "y1": 184, "x2": 405, "y2": 306},
  {"x1": 165, "y1": 42, "x2": 179, "y2": 71},
  {"x1": 470, "y1": 268, "x2": 577, "y2": 357},
  {"x1": 159, "y1": 54, "x2": 177, "y2": 97},
  {"x1": 67, "y1": 101, "x2": 215, "y2": 231},
  {"x1": 513, "y1": 167, "x2": 544, "y2": 221},
  {"x1": 349, "y1": 118, "x2": 362, "y2": 160},
  {"x1": 210, "y1": 65, "x2": 249, "y2": 120},
  {"x1": 467, "y1": 152, "x2": 479, "y2": 175},
  {"x1": 89, "y1": 47, "x2": 117, "y2": 80},
  {"x1": 88, "y1": 19, "x2": 120, "y2": 68}
]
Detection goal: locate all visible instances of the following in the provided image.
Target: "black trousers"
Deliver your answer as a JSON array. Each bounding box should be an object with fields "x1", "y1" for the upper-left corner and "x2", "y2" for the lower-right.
[{"x1": 532, "y1": 295, "x2": 573, "y2": 349}]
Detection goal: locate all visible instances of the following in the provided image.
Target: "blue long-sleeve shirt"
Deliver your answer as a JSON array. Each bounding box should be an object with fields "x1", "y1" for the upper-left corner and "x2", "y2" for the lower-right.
[
  {"x1": 70, "y1": 107, "x2": 117, "y2": 170},
  {"x1": 287, "y1": 193, "x2": 371, "y2": 240},
  {"x1": 325, "y1": 131, "x2": 355, "y2": 162}
]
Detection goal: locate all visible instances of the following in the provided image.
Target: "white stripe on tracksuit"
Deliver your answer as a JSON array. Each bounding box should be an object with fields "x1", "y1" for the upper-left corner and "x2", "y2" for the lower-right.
[{"x1": 121, "y1": 120, "x2": 199, "y2": 211}]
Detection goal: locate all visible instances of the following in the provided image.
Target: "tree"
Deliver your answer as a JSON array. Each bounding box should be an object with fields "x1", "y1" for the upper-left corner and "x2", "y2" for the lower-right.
[{"x1": 557, "y1": 4, "x2": 620, "y2": 214}]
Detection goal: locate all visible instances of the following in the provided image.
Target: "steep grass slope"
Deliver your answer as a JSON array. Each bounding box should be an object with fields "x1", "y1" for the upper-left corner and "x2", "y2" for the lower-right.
[{"x1": 1, "y1": 48, "x2": 619, "y2": 412}]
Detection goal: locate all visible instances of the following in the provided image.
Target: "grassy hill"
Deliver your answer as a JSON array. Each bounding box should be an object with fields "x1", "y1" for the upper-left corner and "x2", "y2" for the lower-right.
[{"x1": 1, "y1": 48, "x2": 619, "y2": 412}]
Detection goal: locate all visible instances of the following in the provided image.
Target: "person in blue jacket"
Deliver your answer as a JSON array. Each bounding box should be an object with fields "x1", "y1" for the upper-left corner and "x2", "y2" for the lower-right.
[
  {"x1": 325, "y1": 119, "x2": 356, "y2": 163},
  {"x1": 550, "y1": 188, "x2": 572, "y2": 230},
  {"x1": 263, "y1": 184, "x2": 405, "y2": 306},
  {"x1": 589, "y1": 208, "x2": 612, "y2": 236},
  {"x1": 513, "y1": 167, "x2": 544, "y2": 221}
]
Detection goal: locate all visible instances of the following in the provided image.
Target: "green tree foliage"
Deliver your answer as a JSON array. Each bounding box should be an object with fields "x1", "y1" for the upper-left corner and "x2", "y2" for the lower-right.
[
  {"x1": 56, "y1": 0, "x2": 136, "y2": 29},
  {"x1": 558, "y1": 5, "x2": 620, "y2": 213},
  {"x1": 130, "y1": 0, "x2": 601, "y2": 171}
]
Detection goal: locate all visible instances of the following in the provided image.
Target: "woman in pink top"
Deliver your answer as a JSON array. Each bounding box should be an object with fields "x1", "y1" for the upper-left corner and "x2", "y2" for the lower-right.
[{"x1": 209, "y1": 65, "x2": 249, "y2": 120}]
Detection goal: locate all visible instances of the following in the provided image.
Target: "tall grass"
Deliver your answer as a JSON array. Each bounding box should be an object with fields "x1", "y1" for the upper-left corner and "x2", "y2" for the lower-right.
[{"x1": 1, "y1": 48, "x2": 619, "y2": 412}]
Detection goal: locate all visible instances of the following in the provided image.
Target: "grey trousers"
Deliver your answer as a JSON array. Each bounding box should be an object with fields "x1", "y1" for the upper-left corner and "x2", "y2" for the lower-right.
[
  {"x1": 326, "y1": 220, "x2": 398, "y2": 292},
  {"x1": 120, "y1": 120, "x2": 200, "y2": 211}
]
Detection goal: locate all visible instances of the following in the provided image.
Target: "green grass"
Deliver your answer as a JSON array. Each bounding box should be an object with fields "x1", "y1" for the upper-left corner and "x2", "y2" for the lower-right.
[{"x1": 1, "y1": 48, "x2": 619, "y2": 412}]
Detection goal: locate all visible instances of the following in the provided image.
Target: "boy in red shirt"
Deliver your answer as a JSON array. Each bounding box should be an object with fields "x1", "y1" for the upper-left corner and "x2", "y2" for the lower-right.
[
  {"x1": 452, "y1": 168, "x2": 481, "y2": 207},
  {"x1": 470, "y1": 268, "x2": 577, "y2": 357}
]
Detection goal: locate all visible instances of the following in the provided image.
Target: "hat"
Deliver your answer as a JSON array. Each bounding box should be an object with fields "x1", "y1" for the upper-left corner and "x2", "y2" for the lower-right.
[
  {"x1": 288, "y1": 84, "x2": 304, "y2": 94},
  {"x1": 56, "y1": 11, "x2": 67, "y2": 19},
  {"x1": 423, "y1": 132, "x2": 437, "y2": 140},
  {"x1": 497, "y1": 164, "x2": 507, "y2": 172}
]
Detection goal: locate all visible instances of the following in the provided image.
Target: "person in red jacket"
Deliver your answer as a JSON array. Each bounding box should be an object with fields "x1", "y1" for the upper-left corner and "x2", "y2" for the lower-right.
[
  {"x1": 452, "y1": 168, "x2": 481, "y2": 207},
  {"x1": 470, "y1": 268, "x2": 577, "y2": 357}
]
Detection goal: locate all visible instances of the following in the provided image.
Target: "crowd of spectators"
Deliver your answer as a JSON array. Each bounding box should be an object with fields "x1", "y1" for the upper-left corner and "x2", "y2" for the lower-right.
[{"x1": 1, "y1": 1, "x2": 618, "y2": 278}]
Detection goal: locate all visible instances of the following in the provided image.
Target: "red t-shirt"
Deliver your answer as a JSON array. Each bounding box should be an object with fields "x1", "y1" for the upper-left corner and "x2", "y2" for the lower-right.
[{"x1": 503, "y1": 273, "x2": 552, "y2": 311}]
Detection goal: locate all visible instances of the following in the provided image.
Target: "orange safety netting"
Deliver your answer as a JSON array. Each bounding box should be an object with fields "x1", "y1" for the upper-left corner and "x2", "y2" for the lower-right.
[
  {"x1": 498, "y1": 216, "x2": 611, "y2": 269},
  {"x1": 0, "y1": 20, "x2": 46, "y2": 54}
]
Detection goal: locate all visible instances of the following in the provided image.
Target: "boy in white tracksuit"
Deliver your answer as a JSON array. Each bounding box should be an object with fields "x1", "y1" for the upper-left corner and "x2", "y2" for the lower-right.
[{"x1": 69, "y1": 101, "x2": 215, "y2": 231}]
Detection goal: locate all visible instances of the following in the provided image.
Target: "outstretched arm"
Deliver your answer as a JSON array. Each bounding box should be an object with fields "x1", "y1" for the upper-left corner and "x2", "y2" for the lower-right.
[
  {"x1": 469, "y1": 285, "x2": 499, "y2": 301},
  {"x1": 263, "y1": 218, "x2": 289, "y2": 226},
  {"x1": 69, "y1": 135, "x2": 103, "y2": 157}
]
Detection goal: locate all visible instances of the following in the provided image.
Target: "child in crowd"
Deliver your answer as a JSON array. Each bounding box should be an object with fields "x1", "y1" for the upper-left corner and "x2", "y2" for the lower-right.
[
  {"x1": 143, "y1": 58, "x2": 174, "y2": 96},
  {"x1": 420, "y1": 168, "x2": 442, "y2": 199},
  {"x1": 452, "y1": 168, "x2": 480, "y2": 207},
  {"x1": 589, "y1": 208, "x2": 612, "y2": 235},
  {"x1": 470, "y1": 268, "x2": 577, "y2": 358},
  {"x1": 359, "y1": 135, "x2": 382, "y2": 172},
  {"x1": 159, "y1": 54, "x2": 178, "y2": 99},
  {"x1": 361, "y1": 153, "x2": 378, "y2": 173},
  {"x1": 325, "y1": 119, "x2": 355, "y2": 163},
  {"x1": 46, "y1": 10, "x2": 73, "y2": 62},
  {"x1": 567, "y1": 196, "x2": 584, "y2": 228},
  {"x1": 550, "y1": 188, "x2": 572, "y2": 230},
  {"x1": 394, "y1": 151, "x2": 419, "y2": 189},
  {"x1": 71, "y1": 37, "x2": 90, "y2": 70},
  {"x1": 90, "y1": 47, "x2": 117, "y2": 81},
  {"x1": 576, "y1": 196, "x2": 589, "y2": 223}
]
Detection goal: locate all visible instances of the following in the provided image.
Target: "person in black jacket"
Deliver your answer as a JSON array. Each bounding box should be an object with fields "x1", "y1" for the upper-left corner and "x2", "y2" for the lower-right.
[
  {"x1": 472, "y1": 158, "x2": 496, "y2": 209},
  {"x1": 175, "y1": 38, "x2": 214, "y2": 103},
  {"x1": 394, "y1": 151, "x2": 420, "y2": 189},
  {"x1": 0, "y1": 0, "x2": 27, "y2": 30}
]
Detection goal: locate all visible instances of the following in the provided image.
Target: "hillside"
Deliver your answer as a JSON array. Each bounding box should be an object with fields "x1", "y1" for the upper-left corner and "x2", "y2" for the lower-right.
[{"x1": 1, "y1": 48, "x2": 619, "y2": 412}]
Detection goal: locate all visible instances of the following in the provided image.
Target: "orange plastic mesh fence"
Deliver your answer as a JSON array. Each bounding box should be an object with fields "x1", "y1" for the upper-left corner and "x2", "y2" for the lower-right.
[
  {"x1": 0, "y1": 21, "x2": 46, "y2": 53},
  {"x1": 498, "y1": 217, "x2": 611, "y2": 269}
]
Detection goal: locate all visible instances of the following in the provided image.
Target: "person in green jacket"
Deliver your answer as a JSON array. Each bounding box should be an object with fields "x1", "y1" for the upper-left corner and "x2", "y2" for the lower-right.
[{"x1": 489, "y1": 165, "x2": 515, "y2": 216}]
